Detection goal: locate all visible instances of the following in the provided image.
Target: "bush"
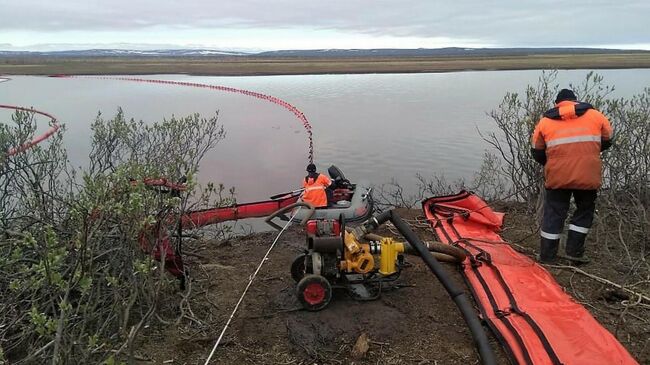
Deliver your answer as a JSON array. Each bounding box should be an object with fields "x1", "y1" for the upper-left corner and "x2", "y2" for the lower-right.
[{"x1": 1, "y1": 109, "x2": 229, "y2": 364}]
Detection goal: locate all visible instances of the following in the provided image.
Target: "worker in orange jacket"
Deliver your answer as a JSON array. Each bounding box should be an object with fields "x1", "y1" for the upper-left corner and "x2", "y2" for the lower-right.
[
  {"x1": 301, "y1": 163, "x2": 332, "y2": 208},
  {"x1": 531, "y1": 89, "x2": 613, "y2": 264}
]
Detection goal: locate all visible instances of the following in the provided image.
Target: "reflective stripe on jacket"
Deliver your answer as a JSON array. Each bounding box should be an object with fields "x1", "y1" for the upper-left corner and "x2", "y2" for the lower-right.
[
  {"x1": 532, "y1": 101, "x2": 613, "y2": 189},
  {"x1": 302, "y1": 173, "x2": 331, "y2": 207}
]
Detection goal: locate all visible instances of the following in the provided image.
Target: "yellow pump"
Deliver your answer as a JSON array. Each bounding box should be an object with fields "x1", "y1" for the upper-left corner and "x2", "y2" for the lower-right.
[
  {"x1": 378, "y1": 238, "x2": 405, "y2": 275},
  {"x1": 341, "y1": 231, "x2": 374, "y2": 274},
  {"x1": 293, "y1": 218, "x2": 467, "y2": 311},
  {"x1": 340, "y1": 231, "x2": 405, "y2": 276}
]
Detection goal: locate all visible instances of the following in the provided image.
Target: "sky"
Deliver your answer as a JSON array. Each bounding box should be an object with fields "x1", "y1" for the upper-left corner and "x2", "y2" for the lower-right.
[{"x1": 1, "y1": 0, "x2": 650, "y2": 51}]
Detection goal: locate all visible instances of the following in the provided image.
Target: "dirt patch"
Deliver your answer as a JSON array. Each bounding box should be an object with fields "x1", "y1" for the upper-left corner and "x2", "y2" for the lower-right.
[{"x1": 136, "y1": 207, "x2": 648, "y2": 364}]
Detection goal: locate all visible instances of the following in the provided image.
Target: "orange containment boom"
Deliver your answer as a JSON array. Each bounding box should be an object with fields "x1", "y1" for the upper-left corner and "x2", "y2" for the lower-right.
[
  {"x1": 179, "y1": 195, "x2": 300, "y2": 229},
  {"x1": 138, "y1": 193, "x2": 300, "y2": 280},
  {"x1": 1, "y1": 104, "x2": 61, "y2": 156},
  {"x1": 422, "y1": 191, "x2": 638, "y2": 365}
]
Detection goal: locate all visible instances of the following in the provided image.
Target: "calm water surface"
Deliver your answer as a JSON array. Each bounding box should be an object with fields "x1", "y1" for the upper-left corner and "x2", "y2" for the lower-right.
[{"x1": 2, "y1": 70, "x2": 650, "y2": 203}]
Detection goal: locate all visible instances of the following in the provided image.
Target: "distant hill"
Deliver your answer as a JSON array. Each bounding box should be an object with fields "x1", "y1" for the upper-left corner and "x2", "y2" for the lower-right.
[
  {"x1": 1, "y1": 47, "x2": 648, "y2": 58},
  {"x1": 0, "y1": 49, "x2": 250, "y2": 57},
  {"x1": 255, "y1": 47, "x2": 650, "y2": 58}
]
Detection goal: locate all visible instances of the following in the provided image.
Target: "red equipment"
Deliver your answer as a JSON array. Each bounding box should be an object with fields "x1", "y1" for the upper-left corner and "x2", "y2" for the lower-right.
[
  {"x1": 178, "y1": 195, "x2": 299, "y2": 229},
  {"x1": 138, "y1": 166, "x2": 368, "y2": 286},
  {"x1": 137, "y1": 179, "x2": 301, "y2": 281},
  {"x1": 422, "y1": 191, "x2": 638, "y2": 365}
]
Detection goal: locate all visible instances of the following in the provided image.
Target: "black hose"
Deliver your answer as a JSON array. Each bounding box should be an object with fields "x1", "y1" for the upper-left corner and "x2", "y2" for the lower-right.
[{"x1": 366, "y1": 210, "x2": 497, "y2": 365}]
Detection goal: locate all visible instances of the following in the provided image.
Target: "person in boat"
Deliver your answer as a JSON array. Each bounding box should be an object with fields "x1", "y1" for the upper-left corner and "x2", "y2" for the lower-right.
[
  {"x1": 301, "y1": 163, "x2": 332, "y2": 208},
  {"x1": 531, "y1": 89, "x2": 613, "y2": 264}
]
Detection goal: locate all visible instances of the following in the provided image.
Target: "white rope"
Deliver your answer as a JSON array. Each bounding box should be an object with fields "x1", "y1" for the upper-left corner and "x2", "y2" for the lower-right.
[{"x1": 203, "y1": 207, "x2": 302, "y2": 365}]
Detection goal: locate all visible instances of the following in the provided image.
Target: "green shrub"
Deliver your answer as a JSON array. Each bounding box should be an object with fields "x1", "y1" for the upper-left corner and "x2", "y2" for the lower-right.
[{"x1": 1, "y1": 109, "x2": 229, "y2": 364}]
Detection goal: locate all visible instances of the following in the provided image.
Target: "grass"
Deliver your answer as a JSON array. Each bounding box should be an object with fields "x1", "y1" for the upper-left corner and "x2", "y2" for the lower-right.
[{"x1": 2, "y1": 53, "x2": 650, "y2": 76}]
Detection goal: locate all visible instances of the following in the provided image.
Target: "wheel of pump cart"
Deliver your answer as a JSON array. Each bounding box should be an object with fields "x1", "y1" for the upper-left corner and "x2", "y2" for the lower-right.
[
  {"x1": 291, "y1": 254, "x2": 307, "y2": 282},
  {"x1": 296, "y1": 274, "x2": 332, "y2": 311}
]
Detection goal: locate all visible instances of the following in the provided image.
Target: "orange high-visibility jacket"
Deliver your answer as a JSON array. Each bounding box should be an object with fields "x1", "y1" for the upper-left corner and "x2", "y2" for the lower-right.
[
  {"x1": 302, "y1": 173, "x2": 331, "y2": 208},
  {"x1": 532, "y1": 101, "x2": 613, "y2": 189}
]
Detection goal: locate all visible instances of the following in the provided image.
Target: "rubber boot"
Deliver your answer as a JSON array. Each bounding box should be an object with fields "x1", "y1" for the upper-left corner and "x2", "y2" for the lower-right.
[
  {"x1": 564, "y1": 230, "x2": 590, "y2": 264},
  {"x1": 539, "y1": 238, "x2": 559, "y2": 264}
]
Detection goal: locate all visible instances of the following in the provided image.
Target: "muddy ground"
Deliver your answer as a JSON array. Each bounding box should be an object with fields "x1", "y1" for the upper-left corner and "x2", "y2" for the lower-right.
[{"x1": 137, "y1": 207, "x2": 649, "y2": 364}]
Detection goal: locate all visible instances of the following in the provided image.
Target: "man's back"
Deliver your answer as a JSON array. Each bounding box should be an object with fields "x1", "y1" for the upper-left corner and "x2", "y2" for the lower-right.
[{"x1": 532, "y1": 101, "x2": 612, "y2": 189}]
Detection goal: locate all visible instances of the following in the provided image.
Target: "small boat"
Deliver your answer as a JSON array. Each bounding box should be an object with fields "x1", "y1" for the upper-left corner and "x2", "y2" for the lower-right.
[
  {"x1": 178, "y1": 165, "x2": 372, "y2": 228},
  {"x1": 265, "y1": 165, "x2": 374, "y2": 226},
  {"x1": 293, "y1": 179, "x2": 373, "y2": 222}
]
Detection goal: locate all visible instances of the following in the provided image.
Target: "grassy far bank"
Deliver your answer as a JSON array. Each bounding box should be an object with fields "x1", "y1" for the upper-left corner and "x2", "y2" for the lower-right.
[{"x1": 2, "y1": 53, "x2": 650, "y2": 76}]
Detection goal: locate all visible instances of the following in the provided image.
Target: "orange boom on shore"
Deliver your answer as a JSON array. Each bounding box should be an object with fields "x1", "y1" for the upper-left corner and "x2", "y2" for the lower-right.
[{"x1": 423, "y1": 191, "x2": 638, "y2": 365}]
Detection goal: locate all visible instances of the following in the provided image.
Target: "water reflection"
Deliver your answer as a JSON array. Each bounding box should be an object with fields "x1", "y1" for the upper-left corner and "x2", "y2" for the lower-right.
[{"x1": 2, "y1": 70, "x2": 649, "y2": 204}]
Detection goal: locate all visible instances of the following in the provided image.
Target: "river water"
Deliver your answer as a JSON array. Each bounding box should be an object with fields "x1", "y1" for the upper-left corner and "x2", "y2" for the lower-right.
[{"x1": 2, "y1": 70, "x2": 649, "y2": 204}]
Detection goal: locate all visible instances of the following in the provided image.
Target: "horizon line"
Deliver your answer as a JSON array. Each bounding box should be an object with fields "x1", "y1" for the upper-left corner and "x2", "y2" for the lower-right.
[{"x1": 3, "y1": 45, "x2": 650, "y2": 53}]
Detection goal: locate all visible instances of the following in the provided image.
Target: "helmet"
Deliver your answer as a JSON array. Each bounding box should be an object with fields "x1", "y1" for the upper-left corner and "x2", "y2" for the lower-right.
[{"x1": 306, "y1": 163, "x2": 317, "y2": 172}]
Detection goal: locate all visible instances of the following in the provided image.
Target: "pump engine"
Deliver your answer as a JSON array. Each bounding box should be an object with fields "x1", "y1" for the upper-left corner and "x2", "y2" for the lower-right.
[{"x1": 291, "y1": 217, "x2": 410, "y2": 310}]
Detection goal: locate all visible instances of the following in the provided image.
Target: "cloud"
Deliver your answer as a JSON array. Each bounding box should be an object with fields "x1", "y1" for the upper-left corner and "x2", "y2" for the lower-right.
[{"x1": 1, "y1": 0, "x2": 649, "y2": 49}]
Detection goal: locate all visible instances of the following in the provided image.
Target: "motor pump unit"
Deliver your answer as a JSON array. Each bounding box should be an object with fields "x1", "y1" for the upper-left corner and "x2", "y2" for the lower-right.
[{"x1": 292, "y1": 218, "x2": 407, "y2": 311}]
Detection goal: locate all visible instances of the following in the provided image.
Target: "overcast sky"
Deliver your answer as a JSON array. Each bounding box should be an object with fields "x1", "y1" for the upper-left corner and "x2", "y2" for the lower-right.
[{"x1": 2, "y1": 0, "x2": 649, "y2": 51}]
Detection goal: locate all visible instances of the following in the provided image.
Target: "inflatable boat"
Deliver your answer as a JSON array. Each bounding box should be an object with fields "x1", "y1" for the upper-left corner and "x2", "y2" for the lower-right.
[
  {"x1": 267, "y1": 165, "x2": 374, "y2": 225},
  {"x1": 176, "y1": 165, "x2": 373, "y2": 229}
]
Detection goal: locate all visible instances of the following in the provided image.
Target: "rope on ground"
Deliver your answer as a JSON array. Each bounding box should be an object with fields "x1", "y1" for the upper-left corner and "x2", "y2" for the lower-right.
[
  {"x1": 546, "y1": 264, "x2": 650, "y2": 304},
  {"x1": 203, "y1": 207, "x2": 302, "y2": 365}
]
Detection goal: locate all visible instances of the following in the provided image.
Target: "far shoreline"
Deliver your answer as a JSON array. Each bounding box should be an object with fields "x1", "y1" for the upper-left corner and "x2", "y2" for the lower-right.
[{"x1": 2, "y1": 53, "x2": 650, "y2": 76}]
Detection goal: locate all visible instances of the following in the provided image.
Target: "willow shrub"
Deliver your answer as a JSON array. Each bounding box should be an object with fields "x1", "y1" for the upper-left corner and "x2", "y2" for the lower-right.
[
  {"x1": 480, "y1": 71, "x2": 649, "y2": 280},
  {"x1": 1, "y1": 109, "x2": 230, "y2": 364}
]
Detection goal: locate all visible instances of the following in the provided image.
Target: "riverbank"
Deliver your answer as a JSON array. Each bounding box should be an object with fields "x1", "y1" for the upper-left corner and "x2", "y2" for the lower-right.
[
  {"x1": 3, "y1": 53, "x2": 650, "y2": 76},
  {"x1": 135, "y1": 206, "x2": 649, "y2": 364}
]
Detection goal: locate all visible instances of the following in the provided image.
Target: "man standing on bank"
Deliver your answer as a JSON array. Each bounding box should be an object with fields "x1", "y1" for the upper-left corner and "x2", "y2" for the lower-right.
[{"x1": 531, "y1": 89, "x2": 613, "y2": 264}]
